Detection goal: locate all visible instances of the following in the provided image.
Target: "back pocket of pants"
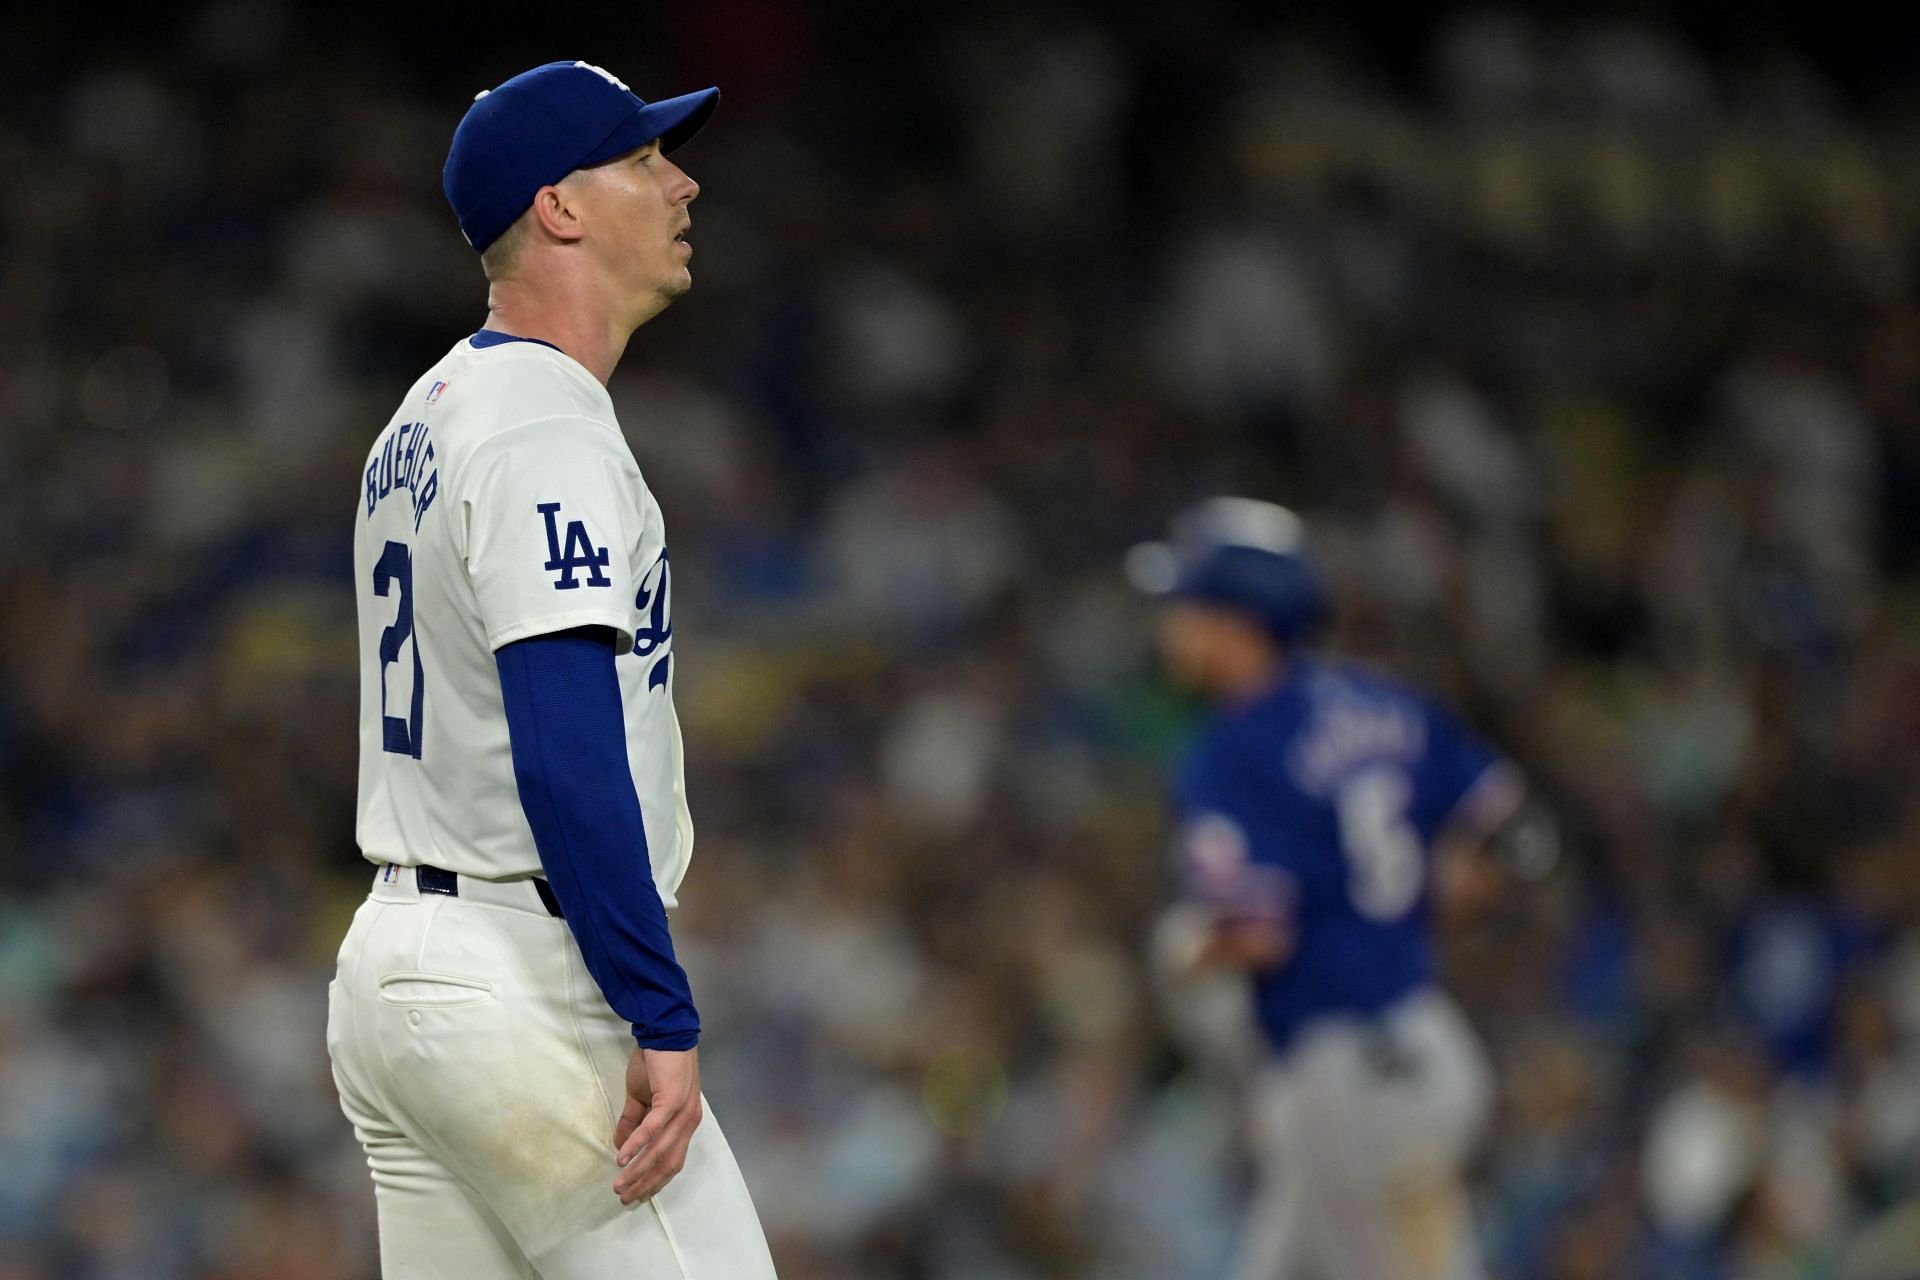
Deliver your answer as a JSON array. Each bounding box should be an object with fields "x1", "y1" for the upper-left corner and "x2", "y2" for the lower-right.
[{"x1": 377, "y1": 971, "x2": 494, "y2": 1007}]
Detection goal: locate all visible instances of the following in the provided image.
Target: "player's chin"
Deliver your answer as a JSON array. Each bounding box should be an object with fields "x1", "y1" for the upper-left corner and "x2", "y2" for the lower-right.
[{"x1": 658, "y1": 267, "x2": 693, "y2": 301}]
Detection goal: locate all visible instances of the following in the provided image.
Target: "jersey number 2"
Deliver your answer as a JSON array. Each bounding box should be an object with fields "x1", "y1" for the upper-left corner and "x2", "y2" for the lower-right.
[
  {"x1": 374, "y1": 540, "x2": 425, "y2": 759},
  {"x1": 1337, "y1": 766, "x2": 1421, "y2": 921}
]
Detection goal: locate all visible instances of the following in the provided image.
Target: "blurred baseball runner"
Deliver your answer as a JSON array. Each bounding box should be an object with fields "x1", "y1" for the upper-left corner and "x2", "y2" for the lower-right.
[
  {"x1": 327, "y1": 62, "x2": 775, "y2": 1278},
  {"x1": 1132, "y1": 498, "x2": 1543, "y2": 1280}
]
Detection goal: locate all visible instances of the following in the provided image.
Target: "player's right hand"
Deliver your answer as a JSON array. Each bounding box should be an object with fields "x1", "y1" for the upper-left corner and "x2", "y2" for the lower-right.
[{"x1": 612, "y1": 1046, "x2": 703, "y2": 1205}]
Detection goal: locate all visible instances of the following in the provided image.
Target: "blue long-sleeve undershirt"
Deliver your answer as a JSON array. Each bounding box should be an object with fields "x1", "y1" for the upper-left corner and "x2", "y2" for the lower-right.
[{"x1": 495, "y1": 628, "x2": 699, "y2": 1051}]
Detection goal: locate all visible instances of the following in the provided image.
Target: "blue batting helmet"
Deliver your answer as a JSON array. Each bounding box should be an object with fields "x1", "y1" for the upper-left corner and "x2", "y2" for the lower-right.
[{"x1": 1126, "y1": 497, "x2": 1330, "y2": 647}]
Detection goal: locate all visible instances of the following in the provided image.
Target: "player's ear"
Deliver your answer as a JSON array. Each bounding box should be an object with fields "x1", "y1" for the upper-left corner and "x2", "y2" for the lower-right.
[{"x1": 528, "y1": 182, "x2": 587, "y2": 246}]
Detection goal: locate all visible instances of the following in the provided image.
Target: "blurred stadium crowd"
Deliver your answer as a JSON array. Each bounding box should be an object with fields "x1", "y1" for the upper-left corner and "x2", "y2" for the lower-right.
[{"x1": 3, "y1": 3, "x2": 1920, "y2": 1277}]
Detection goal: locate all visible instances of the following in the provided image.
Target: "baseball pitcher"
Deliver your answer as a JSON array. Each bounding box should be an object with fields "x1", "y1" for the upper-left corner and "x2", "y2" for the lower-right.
[
  {"x1": 327, "y1": 61, "x2": 776, "y2": 1278},
  {"x1": 1132, "y1": 498, "x2": 1538, "y2": 1280}
]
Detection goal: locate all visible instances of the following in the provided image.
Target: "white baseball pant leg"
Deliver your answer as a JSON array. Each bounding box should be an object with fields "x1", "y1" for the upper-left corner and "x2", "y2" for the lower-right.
[
  {"x1": 1229, "y1": 991, "x2": 1493, "y2": 1280},
  {"x1": 327, "y1": 868, "x2": 776, "y2": 1279}
]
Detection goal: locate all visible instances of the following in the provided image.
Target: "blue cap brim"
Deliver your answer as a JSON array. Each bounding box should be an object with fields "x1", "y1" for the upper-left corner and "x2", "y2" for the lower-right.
[
  {"x1": 647, "y1": 87, "x2": 720, "y2": 153},
  {"x1": 582, "y1": 86, "x2": 719, "y2": 167}
]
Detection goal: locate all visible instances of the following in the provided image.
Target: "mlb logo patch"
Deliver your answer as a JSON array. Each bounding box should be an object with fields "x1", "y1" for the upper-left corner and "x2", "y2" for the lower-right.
[{"x1": 426, "y1": 380, "x2": 448, "y2": 404}]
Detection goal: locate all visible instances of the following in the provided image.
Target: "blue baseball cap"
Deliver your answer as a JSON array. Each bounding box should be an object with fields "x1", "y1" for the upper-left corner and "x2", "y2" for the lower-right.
[
  {"x1": 444, "y1": 61, "x2": 719, "y2": 254},
  {"x1": 1126, "y1": 498, "x2": 1330, "y2": 647}
]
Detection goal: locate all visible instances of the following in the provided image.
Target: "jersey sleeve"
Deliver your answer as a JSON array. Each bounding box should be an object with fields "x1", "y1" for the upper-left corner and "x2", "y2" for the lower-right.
[
  {"x1": 1172, "y1": 740, "x2": 1293, "y2": 922},
  {"x1": 460, "y1": 418, "x2": 640, "y2": 652},
  {"x1": 1418, "y1": 700, "x2": 1511, "y2": 836}
]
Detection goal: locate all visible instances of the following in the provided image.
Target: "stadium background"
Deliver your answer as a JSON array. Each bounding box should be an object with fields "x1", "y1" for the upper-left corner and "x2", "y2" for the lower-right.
[{"x1": 4, "y1": 2, "x2": 1920, "y2": 1277}]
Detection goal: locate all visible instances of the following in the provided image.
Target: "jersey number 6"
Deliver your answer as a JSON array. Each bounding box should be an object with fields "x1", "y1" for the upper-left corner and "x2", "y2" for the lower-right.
[
  {"x1": 1336, "y1": 766, "x2": 1421, "y2": 921},
  {"x1": 373, "y1": 540, "x2": 425, "y2": 759}
]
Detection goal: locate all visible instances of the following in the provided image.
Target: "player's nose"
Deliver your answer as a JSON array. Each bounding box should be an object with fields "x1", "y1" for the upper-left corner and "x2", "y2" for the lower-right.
[{"x1": 670, "y1": 162, "x2": 699, "y2": 206}]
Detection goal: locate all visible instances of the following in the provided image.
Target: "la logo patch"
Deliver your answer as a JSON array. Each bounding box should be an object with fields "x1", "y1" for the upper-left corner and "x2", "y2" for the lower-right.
[{"x1": 537, "y1": 502, "x2": 612, "y2": 590}]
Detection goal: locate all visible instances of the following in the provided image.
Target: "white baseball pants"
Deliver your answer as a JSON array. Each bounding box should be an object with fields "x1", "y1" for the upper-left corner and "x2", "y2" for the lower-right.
[
  {"x1": 327, "y1": 867, "x2": 776, "y2": 1278},
  {"x1": 1229, "y1": 990, "x2": 1493, "y2": 1280}
]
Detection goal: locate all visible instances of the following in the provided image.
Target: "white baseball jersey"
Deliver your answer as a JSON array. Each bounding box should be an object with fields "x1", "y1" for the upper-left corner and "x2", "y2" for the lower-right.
[{"x1": 352, "y1": 333, "x2": 693, "y2": 906}]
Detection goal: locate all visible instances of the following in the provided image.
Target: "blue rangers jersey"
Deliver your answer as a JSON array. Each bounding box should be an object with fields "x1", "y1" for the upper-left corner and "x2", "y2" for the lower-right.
[{"x1": 1174, "y1": 658, "x2": 1507, "y2": 1054}]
